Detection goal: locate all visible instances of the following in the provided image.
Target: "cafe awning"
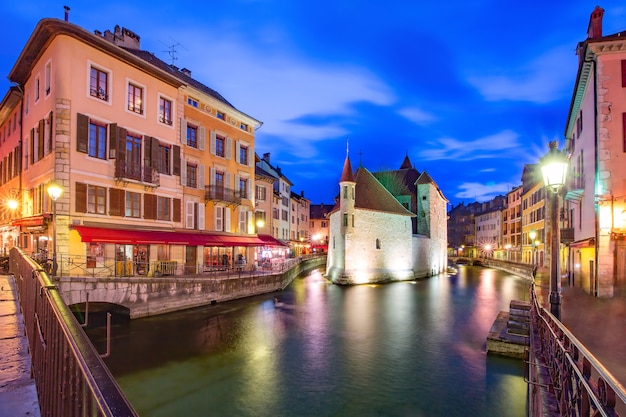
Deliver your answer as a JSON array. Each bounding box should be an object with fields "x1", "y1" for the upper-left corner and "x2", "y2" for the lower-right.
[{"x1": 72, "y1": 225, "x2": 268, "y2": 247}]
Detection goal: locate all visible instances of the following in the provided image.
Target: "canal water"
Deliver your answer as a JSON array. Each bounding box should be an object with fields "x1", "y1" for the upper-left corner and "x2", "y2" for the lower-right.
[{"x1": 87, "y1": 266, "x2": 530, "y2": 417}]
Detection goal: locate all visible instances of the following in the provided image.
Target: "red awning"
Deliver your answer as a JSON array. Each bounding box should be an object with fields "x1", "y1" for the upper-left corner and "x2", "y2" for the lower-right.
[
  {"x1": 12, "y1": 214, "x2": 50, "y2": 227},
  {"x1": 72, "y1": 225, "x2": 267, "y2": 247},
  {"x1": 257, "y1": 234, "x2": 289, "y2": 247}
]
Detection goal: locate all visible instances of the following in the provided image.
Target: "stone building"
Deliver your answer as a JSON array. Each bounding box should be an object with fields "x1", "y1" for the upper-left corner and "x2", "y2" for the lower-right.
[{"x1": 326, "y1": 154, "x2": 448, "y2": 284}]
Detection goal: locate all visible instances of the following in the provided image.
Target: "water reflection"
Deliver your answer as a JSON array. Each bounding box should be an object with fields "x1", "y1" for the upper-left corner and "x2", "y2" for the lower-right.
[{"x1": 87, "y1": 266, "x2": 529, "y2": 417}]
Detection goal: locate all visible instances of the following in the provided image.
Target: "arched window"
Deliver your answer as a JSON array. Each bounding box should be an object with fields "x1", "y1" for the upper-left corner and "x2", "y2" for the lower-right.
[{"x1": 376, "y1": 238, "x2": 381, "y2": 249}]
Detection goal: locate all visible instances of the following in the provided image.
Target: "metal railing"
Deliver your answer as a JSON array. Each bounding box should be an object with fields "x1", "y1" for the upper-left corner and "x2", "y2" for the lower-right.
[
  {"x1": 527, "y1": 283, "x2": 626, "y2": 416},
  {"x1": 9, "y1": 247, "x2": 138, "y2": 417}
]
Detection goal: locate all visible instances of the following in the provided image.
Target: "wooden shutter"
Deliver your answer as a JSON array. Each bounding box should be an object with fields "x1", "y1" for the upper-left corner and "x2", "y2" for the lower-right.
[
  {"x1": 225, "y1": 137, "x2": 232, "y2": 160},
  {"x1": 143, "y1": 135, "x2": 152, "y2": 168},
  {"x1": 198, "y1": 203, "x2": 205, "y2": 230},
  {"x1": 173, "y1": 145, "x2": 181, "y2": 176},
  {"x1": 108, "y1": 123, "x2": 117, "y2": 159},
  {"x1": 77, "y1": 113, "x2": 89, "y2": 153},
  {"x1": 109, "y1": 188, "x2": 124, "y2": 217},
  {"x1": 173, "y1": 198, "x2": 181, "y2": 222},
  {"x1": 199, "y1": 127, "x2": 206, "y2": 150},
  {"x1": 180, "y1": 118, "x2": 187, "y2": 145},
  {"x1": 38, "y1": 119, "x2": 45, "y2": 161},
  {"x1": 210, "y1": 130, "x2": 216, "y2": 155},
  {"x1": 198, "y1": 165, "x2": 205, "y2": 190},
  {"x1": 75, "y1": 182, "x2": 87, "y2": 213},
  {"x1": 47, "y1": 111, "x2": 53, "y2": 155},
  {"x1": 622, "y1": 60, "x2": 626, "y2": 88},
  {"x1": 144, "y1": 194, "x2": 157, "y2": 219},
  {"x1": 186, "y1": 200, "x2": 195, "y2": 229},
  {"x1": 29, "y1": 128, "x2": 35, "y2": 164},
  {"x1": 151, "y1": 136, "x2": 160, "y2": 171}
]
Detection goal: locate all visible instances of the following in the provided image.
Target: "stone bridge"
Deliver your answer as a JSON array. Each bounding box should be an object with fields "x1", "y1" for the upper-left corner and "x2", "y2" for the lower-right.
[{"x1": 56, "y1": 257, "x2": 326, "y2": 318}]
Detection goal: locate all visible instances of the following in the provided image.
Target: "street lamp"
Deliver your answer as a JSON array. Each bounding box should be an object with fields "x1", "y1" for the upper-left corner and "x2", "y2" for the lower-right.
[
  {"x1": 505, "y1": 244, "x2": 512, "y2": 261},
  {"x1": 47, "y1": 181, "x2": 63, "y2": 276},
  {"x1": 540, "y1": 141, "x2": 568, "y2": 320},
  {"x1": 529, "y1": 230, "x2": 537, "y2": 265}
]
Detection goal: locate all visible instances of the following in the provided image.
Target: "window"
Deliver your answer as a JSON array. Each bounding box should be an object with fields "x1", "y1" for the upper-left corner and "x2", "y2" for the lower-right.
[
  {"x1": 35, "y1": 77, "x2": 40, "y2": 102},
  {"x1": 256, "y1": 185, "x2": 266, "y2": 201},
  {"x1": 159, "y1": 96, "x2": 172, "y2": 125},
  {"x1": 239, "y1": 145, "x2": 249, "y2": 166},
  {"x1": 186, "y1": 163, "x2": 197, "y2": 188},
  {"x1": 158, "y1": 144, "x2": 171, "y2": 175},
  {"x1": 282, "y1": 210, "x2": 288, "y2": 221},
  {"x1": 125, "y1": 134, "x2": 142, "y2": 181},
  {"x1": 45, "y1": 62, "x2": 51, "y2": 96},
  {"x1": 239, "y1": 177, "x2": 248, "y2": 199},
  {"x1": 215, "y1": 135, "x2": 225, "y2": 157},
  {"x1": 343, "y1": 213, "x2": 348, "y2": 227},
  {"x1": 90, "y1": 66, "x2": 108, "y2": 101},
  {"x1": 216, "y1": 111, "x2": 225, "y2": 120},
  {"x1": 187, "y1": 124, "x2": 198, "y2": 148},
  {"x1": 128, "y1": 83, "x2": 143, "y2": 114},
  {"x1": 256, "y1": 211, "x2": 266, "y2": 226},
  {"x1": 88, "y1": 121, "x2": 107, "y2": 159},
  {"x1": 157, "y1": 196, "x2": 170, "y2": 221},
  {"x1": 240, "y1": 122, "x2": 248, "y2": 131},
  {"x1": 87, "y1": 185, "x2": 106, "y2": 214},
  {"x1": 125, "y1": 192, "x2": 141, "y2": 218},
  {"x1": 187, "y1": 97, "x2": 198, "y2": 107}
]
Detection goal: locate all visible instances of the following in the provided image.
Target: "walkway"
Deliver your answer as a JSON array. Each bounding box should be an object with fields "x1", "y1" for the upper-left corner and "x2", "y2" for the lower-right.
[
  {"x1": 0, "y1": 274, "x2": 40, "y2": 417},
  {"x1": 535, "y1": 268, "x2": 626, "y2": 389}
]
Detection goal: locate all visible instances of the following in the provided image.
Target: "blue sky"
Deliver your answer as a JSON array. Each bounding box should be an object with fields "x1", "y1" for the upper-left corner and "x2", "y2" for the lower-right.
[{"x1": 2, "y1": 1, "x2": 626, "y2": 207}]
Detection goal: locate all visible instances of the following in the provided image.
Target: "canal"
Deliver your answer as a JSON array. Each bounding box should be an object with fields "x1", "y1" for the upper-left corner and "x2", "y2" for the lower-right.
[{"x1": 86, "y1": 265, "x2": 530, "y2": 416}]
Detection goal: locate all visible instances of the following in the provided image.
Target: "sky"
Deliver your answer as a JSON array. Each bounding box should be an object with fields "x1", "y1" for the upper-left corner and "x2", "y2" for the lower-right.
[{"x1": 2, "y1": 1, "x2": 626, "y2": 208}]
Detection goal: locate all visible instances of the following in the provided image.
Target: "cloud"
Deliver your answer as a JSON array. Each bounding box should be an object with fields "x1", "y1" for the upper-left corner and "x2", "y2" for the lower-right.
[
  {"x1": 455, "y1": 182, "x2": 512, "y2": 202},
  {"x1": 398, "y1": 107, "x2": 437, "y2": 125},
  {"x1": 418, "y1": 129, "x2": 521, "y2": 161},
  {"x1": 466, "y1": 46, "x2": 576, "y2": 103}
]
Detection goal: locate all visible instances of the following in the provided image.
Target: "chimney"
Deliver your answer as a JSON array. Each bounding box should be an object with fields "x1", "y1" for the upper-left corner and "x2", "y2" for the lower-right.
[
  {"x1": 587, "y1": 6, "x2": 604, "y2": 39},
  {"x1": 263, "y1": 153, "x2": 270, "y2": 164},
  {"x1": 181, "y1": 68, "x2": 192, "y2": 77},
  {"x1": 100, "y1": 25, "x2": 141, "y2": 49},
  {"x1": 64, "y1": 5, "x2": 70, "y2": 21}
]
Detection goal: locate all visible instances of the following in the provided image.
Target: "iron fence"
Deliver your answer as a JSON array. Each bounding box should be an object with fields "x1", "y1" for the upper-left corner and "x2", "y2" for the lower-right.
[
  {"x1": 527, "y1": 283, "x2": 626, "y2": 416},
  {"x1": 9, "y1": 247, "x2": 138, "y2": 417}
]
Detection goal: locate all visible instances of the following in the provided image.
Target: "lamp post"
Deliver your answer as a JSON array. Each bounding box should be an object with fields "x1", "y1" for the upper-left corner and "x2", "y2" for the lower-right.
[
  {"x1": 540, "y1": 141, "x2": 568, "y2": 320},
  {"x1": 47, "y1": 181, "x2": 63, "y2": 276},
  {"x1": 529, "y1": 230, "x2": 537, "y2": 265}
]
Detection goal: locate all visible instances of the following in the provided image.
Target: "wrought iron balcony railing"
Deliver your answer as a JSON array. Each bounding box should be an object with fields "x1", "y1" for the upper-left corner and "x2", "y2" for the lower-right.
[
  {"x1": 560, "y1": 227, "x2": 574, "y2": 244},
  {"x1": 115, "y1": 160, "x2": 160, "y2": 186},
  {"x1": 205, "y1": 185, "x2": 241, "y2": 206}
]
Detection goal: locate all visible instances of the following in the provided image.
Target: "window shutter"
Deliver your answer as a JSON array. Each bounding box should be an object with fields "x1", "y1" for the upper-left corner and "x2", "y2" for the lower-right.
[
  {"x1": 29, "y1": 128, "x2": 35, "y2": 164},
  {"x1": 117, "y1": 127, "x2": 127, "y2": 160},
  {"x1": 180, "y1": 118, "x2": 187, "y2": 145},
  {"x1": 151, "y1": 136, "x2": 159, "y2": 170},
  {"x1": 172, "y1": 145, "x2": 181, "y2": 176},
  {"x1": 235, "y1": 141, "x2": 240, "y2": 163},
  {"x1": 144, "y1": 194, "x2": 157, "y2": 219},
  {"x1": 215, "y1": 206, "x2": 223, "y2": 231},
  {"x1": 210, "y1": 167, "x2": 216, "y2": 186},
  {"x1": 199, "y1": 127, "x2": 206, "y2": 150},
  {"x1": 622, "y1": 60, "x2": 626, "y2": 88},
  {"x1": 210, "y1": 130, "x2": 216, "y2": 155},
  {"x1": 38, "y1": 119, "x2": 44, "y2": 160},
  {"x1": 143, "y1": 135, "x2": 152, "y2": 168},
  {"x1": 77, "y1": 113, "x2": 89, "y2": 153},
  {"x1": 75, "y1": 182, "x2": 87, "y2": 213},
  {"x1": 198, "y1": 165, "x2": 205, "y2": 190},
  {"x1": 248, "y1": 180, "x2": 252, "y2": 202},
  {"x1": 225, "y1": 172, "x2": 230, "y2": 189},
  {"x1": 47, "y1": 111, "x2": 53, "y2": 155},
  {"x1": 225, "y1": 207, "x2": 231, "y2": 232},
  {"x1": 198, "y1": 202, "x2": 205, "y2": 230},
  {"x1": 173, "y1": 198, "x2": 181, "y2": 222},
  {"x1": 186, "y1": 200, "x2": 195, "y2": 229},
  {"x1": 109, "y1": 188, "x2": 124, "y2": 217},
  {"x1": 226, "y1": 137, "x2": 232, "y2": 160},
  {"x1": 108, "y1": 123, "x2": 117, "y2": 159},
  {"x1": 181, "y1": 159, "x2": 187, "y2": 186},
  {"x1": 234, "y1": 174, "x2": 240, "y2": 191}
]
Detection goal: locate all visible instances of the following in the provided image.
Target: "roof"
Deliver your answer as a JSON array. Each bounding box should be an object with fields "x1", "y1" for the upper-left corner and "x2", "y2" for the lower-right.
[
  {"x1": 310, "y1": 204, "x2": 333, "y2": 219},
  {"x1": 416, "y1": 171, "x2": 448, "y2": 202},
  {"x1": 340, "y1": 156, "x2": 355, "y2": 183},
  {"x1": 351, "y1": 167, "x2": 415, "y2": 216}
]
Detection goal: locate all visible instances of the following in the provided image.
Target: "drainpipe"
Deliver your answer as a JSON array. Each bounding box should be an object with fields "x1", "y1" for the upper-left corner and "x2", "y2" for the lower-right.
[{"x1": 588, "y1": 56, "x2": 600, "y2": 297}]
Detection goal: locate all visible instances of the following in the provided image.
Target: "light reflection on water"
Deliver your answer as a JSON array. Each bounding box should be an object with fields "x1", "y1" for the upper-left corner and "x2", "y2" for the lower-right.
[{"x1": 88, "y1": 266, "x2": 529, "y2": 417}]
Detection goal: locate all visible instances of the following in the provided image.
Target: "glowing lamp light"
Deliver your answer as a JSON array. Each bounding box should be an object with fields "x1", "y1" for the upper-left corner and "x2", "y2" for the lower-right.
[
  {"x1": 529, "y1": 230, "x2": 537, "y2": 242},
  {"x1": 7, "y1": 199, "x2": 18, "y2": 210},
  {"x1": 540, "y1": 141, "x2": 568, "y2": 191},
  {"x1": 47, "y1": 181, "x2": 63, "y2": 201}
]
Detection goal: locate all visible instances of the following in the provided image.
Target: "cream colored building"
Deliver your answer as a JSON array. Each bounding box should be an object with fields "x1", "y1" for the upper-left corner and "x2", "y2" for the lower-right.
[{"x1": 0, "y1": 18, "x2": 277, "y2": 276}]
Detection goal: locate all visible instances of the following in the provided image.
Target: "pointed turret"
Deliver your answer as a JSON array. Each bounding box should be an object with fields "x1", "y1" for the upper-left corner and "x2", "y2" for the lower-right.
[
  {"x1": 400, "y1": 154, "x2": 413, "y2": 170},
  {"x1": 340, "y1": 156, "x2": 355, "y2": 183}
]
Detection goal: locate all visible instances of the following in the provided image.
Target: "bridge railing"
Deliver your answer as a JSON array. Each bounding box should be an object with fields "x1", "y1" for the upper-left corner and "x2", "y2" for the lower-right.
[
  {"x1": 9, "y1": 247, "x2": 138, "y2": 417},
  {"x1": 527, "y1": 282, "x2": 626, "y2": 416}
]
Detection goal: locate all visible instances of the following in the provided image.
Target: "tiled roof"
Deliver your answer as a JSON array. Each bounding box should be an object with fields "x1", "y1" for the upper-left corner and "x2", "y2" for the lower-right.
[
  {"x1": 354, "y1": 167, "x2": 415, "y2": 216},
  {"x1": 310, "y1": 204, "x2": 332, "y2": 219}
]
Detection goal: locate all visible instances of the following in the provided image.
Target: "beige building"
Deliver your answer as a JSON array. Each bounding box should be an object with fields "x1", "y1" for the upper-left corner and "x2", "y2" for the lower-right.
[{"x1": 0, "y1": 18, "x2": 286, "y2": 276}]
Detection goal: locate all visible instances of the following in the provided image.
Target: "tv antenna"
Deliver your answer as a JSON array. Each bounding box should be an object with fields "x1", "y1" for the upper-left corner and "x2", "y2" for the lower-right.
[{"x1": 162, "y1": 37, "x2": 188, "y2": 66}]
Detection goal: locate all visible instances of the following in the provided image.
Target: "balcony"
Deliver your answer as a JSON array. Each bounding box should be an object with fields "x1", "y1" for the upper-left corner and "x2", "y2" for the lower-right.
[
  {"x1": 115, "y1": 160, "x2": 160, "y2": 186},
  {"x1": 560, "y1": 227, "x2": 574, "y2": 244},
  {"x1": 205, "y1": 185, "x2": 241, "y2": 206}
]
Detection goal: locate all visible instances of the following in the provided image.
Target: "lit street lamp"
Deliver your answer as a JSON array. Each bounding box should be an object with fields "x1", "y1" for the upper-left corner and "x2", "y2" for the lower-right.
[
  {"x1": 540, "y1": 141, "x2": 568, "y2": 320},
  {"x1": 505, "y1": 244, "x2": 512, "y2": 261},
  {"x1": 47, "y1": 181, "x2": 63, "y2": 276},
  {"x1": 529, "y1": 230, "x2": 537, "y2": 265}
]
